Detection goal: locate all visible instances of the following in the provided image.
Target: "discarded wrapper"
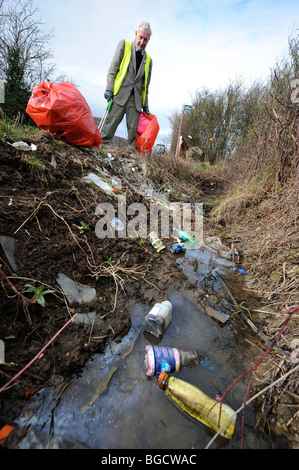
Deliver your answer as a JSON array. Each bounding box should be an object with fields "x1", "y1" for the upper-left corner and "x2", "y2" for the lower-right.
[
  {"x1": 111, "y1": 218, "x2": 124, "y2": 231},
  {"x1": 12, "y1": 141, "x2": 37, "y2": 151}
]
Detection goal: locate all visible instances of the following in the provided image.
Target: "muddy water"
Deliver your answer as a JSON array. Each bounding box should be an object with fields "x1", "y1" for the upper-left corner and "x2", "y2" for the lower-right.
[{"x1": 14, "y1": 249, "x2": 279, "y2": 450}]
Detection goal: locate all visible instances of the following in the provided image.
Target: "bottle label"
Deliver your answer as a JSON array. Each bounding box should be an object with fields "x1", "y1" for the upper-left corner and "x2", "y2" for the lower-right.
[{"x1": 145, "y1": 345, "x2": 180, "y2": 376}]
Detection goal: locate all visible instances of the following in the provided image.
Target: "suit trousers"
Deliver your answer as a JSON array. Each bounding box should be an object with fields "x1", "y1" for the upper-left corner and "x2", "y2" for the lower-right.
[{"x1": 101, "y1": 94, "x2": 140, "y2": 147}]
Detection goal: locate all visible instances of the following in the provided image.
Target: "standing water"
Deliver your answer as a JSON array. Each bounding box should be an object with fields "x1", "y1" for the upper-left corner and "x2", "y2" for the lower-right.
[{"x1": 14, "y1": 248, "x2": 279, "y2": 449}]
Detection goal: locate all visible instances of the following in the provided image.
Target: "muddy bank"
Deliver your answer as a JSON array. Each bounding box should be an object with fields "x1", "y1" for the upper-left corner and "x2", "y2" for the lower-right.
[{"x1": 0, "y1": 132, "x2": 205, "y2": 430}]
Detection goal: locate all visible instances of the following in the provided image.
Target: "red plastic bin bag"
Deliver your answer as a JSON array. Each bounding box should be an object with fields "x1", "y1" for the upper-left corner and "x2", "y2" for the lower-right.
[
  {"x1": 26, "y1": 81, "x2": 101, "y2": 148},
  {"x1": 136, "y1": 112, "x2": 159, "y2": 153}
]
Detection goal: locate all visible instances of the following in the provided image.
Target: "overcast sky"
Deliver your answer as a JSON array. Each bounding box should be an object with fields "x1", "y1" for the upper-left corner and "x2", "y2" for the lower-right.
[{"x1": 36, "y1": 0, "x2": 297, "y2": 142}]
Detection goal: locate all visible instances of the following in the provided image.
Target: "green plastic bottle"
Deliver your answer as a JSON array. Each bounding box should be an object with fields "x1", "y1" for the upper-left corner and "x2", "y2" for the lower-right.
[
  {"x1": 157, "y1": 372, "x2": 236, "y2": 439},
  {"x1": 172, "y1": 227, "x2": 196, "y2": 245}
]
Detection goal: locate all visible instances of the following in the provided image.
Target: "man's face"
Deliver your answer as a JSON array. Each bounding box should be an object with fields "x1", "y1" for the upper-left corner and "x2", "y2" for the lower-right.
[{"x1": 135, "y1": 27, "x2": 150, "y2": 52}]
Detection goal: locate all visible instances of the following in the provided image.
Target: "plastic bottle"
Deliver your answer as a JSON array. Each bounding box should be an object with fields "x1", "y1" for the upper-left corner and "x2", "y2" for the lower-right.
[
  {"x1": 112, "y1": 175, "x2": 122, "y2": 189},
  {"x1": 145, "y1": 300, "x2": 172, "y2": 337},
  {"x1": 210, "y1": 252, "x2": 237, "y2": 271},
  {"x1": 83, "y1": 173, "x2": 116, "y2": 196},
  {"x1": 144, "y1": 345, "x2": 208, "y2": 376},
  {"x1": 157, "y1": 372, "x2": 236, "y2": 439},
  {"x1": 172, "y1": 227, "x2": 196, "y2": 245}
]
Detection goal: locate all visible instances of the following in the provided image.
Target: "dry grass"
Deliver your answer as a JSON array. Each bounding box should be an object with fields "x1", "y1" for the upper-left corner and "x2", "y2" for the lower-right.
[{"x1": 204, "y1": 102, "x2": 299, "y2": 444}]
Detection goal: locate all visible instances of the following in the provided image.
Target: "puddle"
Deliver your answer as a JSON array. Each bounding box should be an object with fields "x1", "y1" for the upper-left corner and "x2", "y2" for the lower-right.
[{"x1": 13, "y1": 247, "x2": 283, "y2": 449}]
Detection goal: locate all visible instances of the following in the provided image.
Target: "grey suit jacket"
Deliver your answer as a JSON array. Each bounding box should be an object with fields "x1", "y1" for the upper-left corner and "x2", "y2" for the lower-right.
[{"x1": 106, "y1": 39, "x2": 152, "y2": 112}]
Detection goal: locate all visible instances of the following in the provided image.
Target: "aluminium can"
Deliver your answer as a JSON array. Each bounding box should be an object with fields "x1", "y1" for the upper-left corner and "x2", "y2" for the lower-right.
[
  {"x1": 148, "y1": 231, "x2": 166, "y2": 253},
  {"x1": 170, "y1": 243, "x2": 186, "y2": 253}
]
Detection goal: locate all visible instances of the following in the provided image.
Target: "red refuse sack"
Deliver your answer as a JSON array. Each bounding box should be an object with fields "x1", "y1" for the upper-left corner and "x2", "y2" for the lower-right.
[
  {"x1": 26, "y1": 81, "x2": 101, "y2": 148},
  {"x1": 136, "y1": 112, "x2": 159, "y2": 153}
]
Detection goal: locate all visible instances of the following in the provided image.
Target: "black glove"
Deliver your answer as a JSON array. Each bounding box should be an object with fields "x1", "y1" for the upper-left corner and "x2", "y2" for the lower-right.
[
  {"x1": 104, "y1": 90, "x2": 113, "y2": 101},
  {"x1": 143, "y1": 107, "x2": 150, "y2": 114}
]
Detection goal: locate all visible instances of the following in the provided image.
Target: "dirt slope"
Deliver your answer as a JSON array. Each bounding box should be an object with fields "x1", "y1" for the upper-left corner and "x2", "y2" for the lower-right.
[{"x1": 0, "y1": 133, "x2": 167, "y2": 417}]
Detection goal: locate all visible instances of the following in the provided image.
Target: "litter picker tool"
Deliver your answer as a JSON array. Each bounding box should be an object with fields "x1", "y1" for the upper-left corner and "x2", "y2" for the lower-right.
[{"x1": 98, "y1": 99, "x2": 113, "y2": 133}]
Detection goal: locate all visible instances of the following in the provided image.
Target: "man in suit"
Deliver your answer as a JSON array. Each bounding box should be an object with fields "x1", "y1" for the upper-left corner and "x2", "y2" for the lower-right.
[{"x1": 101, "y1": 21, "x2": 153, "y2": 147}]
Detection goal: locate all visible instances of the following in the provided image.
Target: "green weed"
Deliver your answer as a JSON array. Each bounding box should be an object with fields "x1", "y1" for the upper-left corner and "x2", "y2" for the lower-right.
[
  {"x1": 24, "y1": 284, "x2": 55, "y2": 307},
  {"x1": 79, "y1": 222, "x2": 90, "y2": 234}
]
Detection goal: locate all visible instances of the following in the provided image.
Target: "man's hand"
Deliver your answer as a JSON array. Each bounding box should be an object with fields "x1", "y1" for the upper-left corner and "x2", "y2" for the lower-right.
[
  {"x1": 104, "y1": 90, "x2": 113, "y2": 101},
  {"x1": 143, "y1": 107, "x2": 150, "y2": 114}
]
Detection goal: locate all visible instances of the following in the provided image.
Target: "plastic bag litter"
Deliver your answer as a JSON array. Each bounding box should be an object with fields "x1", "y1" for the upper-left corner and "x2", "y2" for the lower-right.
[
  {"x1": 12, "y1": 141, "x2": 37, "y2": 151},
  {"x1": 204, "y1": 236, "x2": 233, "y2": 260},
  {"x1": 136, "y1": 111, "x2": 159, "y2": 153},
  {"x1": 26, "y1": 81, "x2": 101, "y2": 148}
]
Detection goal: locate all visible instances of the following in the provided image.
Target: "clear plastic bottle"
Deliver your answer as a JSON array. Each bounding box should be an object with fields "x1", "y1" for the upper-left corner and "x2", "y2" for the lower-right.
[
  {"x1": 144, "y1": 345, "x2": 208, "y2": 376},
  {"x1": 83, "y1": 173, "x2": 116, "y2": 196},
  {"x1": 145, "y1": 300, "x2": 172, "y2": 337},
  {"x1": 112, "y1": 175, "x2": 122, "y2": 189},
  {"x1": 157, "y1": 372, "x2": 236, "y2": 439},
  {"x1": 210, "y1": 253, "x2": 237, "y2": 271}
]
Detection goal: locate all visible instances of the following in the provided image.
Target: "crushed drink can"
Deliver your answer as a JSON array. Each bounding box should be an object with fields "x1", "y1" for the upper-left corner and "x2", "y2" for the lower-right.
[
  {"x1": 170, "y1": 243, "x2": 186, "y2": 253},
  {"x1": 148, "y1": 231, "x2": 166, "y2": 253},
  {"x1": 231, "y1": 244, "x2": 242, "y2": 264}
]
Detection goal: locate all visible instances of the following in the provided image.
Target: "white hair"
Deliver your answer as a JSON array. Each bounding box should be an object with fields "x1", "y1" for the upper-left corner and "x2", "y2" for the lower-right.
[{"x1": 138, "y1": 21, "x2": 152, "y2": 36}]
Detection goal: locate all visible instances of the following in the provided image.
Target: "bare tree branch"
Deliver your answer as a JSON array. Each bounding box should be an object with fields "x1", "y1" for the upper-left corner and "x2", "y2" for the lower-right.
[{"x1": 0, "y1": 0, "x2": 57, "y2": 86}]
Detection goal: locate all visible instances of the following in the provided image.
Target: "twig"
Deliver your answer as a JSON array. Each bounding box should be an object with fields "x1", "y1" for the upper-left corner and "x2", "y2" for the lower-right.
[
  {"x1": 205, "y1": 362, "x2": 299, "y2": 448},
  {"x1": 0, "y1": 313, "x2": 77, "y2": 394},
  {"x1": 208, "y1": 305, "x2": 298, "y2": 448},
  {"x1": 14, "y1": 201, "x2": 43, "y2": 234}
]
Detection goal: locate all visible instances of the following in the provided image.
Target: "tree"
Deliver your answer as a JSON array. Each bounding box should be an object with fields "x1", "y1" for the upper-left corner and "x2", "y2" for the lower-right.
[
  {"x1": 169, "y1": 78, "x2": 266, "y2": 163},
  {"x1": 3, "y1": 45, "x2": 31, "y2": 119},
  {"x1": 183, "y1": 80, "x2": 245, "y2": 163},
  {"x1": 0, "y1": 0, "x2": 56, "y2": 120}
]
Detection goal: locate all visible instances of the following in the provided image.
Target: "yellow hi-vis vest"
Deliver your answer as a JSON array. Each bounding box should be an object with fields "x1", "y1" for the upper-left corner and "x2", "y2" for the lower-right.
[{"x1": 113, "y1": 40, "x2": 151, "y2": 107}]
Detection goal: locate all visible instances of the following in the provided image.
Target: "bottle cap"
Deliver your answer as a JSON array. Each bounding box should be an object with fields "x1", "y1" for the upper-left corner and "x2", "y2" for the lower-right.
[{"x1": 157, "y1": 372, "x2": 169, "y2": 390}]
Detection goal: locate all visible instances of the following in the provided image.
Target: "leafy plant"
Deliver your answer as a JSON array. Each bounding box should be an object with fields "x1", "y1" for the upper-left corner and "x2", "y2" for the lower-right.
[
  {"x1": 79, "y1": 221, "x2": 90, "y2": 234},
  {"x1": 107, "y1": 257, "x2": 115, "y2": 266},
  {"x1": 24, "y1": 284, "x2": 55, "y2": 307}
]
